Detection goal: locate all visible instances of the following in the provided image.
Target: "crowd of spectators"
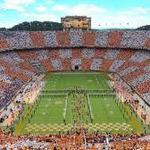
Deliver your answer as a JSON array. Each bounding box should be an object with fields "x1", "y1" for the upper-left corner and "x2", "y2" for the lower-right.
[
  {"x1": 0, "y1": 48, "x2": 149, "y2": 109},
  {"x1": 0, "y1": 131, "x2": 149, "y2": 149},
  {"x1": 0, "y1": 74, "x2": 43, "y2": 127},
  {"x1": 0, "y1": 30, "x2": 149, "y2": 147},
  {"x1": 0, "y1": 30, "x2": 150, "y2": 51}
]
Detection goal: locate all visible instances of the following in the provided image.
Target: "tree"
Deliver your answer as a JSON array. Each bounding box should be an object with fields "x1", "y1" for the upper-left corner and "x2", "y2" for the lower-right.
[
  {"x1": 136, "y1": 25, "x2": 150, "y2": 30},
  {"x1": 2, "y1": 21, "x2": 63, "y2": 31}
]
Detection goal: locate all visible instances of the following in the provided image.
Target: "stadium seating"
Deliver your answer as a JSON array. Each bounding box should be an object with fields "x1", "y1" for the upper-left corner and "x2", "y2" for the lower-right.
[
  {"x1": 0, "y1": 132, "x2": 150, "y2": 149},
  {"x1": 0, "y1": 30, "x2": 150, "y2": 51},
  {"x1": 0, "y1": 47, "x2": 149, "y2": 108},
  {"x1": 0, "y1": 30, "x2": 149, "y2": 148}
]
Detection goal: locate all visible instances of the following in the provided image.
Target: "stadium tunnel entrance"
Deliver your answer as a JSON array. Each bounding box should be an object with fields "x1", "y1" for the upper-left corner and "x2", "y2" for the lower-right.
[{"x1": 75, "y1": 65, "x2": 79, "y2": 71}]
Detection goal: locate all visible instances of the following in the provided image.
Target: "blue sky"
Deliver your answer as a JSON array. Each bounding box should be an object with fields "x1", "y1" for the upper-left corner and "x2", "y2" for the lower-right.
[{"x1": 0, "y1": 0, "x2": 150, "y2": 28}]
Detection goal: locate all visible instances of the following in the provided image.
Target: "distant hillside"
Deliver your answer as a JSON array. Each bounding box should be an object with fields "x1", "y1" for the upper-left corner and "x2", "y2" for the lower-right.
[
  {"x1": 0, "y1": 21, "x2": 63, "y2": 31},
  {"x1": 137, "y1": 25, "x2": 150, "y2": 30}
]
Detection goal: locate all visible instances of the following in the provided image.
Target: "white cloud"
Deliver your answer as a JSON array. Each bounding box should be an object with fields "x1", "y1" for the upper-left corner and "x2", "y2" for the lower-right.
[
  {"x1": 22, "y1": 12, "x2": 58, "y2": 22},
  {"x1": 0, "y1": 12, "x2": 58, "y2": 28},
  {"x1": 36, "y1": 6, "x2": 47, "y2": 12},
  {"x1": 121, "y1": 7, "x2": 150, "y2": 15},
  {"x1": 1, "y1": 0, "x2": 36, "y2": 12},
  {"x1": 52, "y1": 4, "x2": 107, "y2": 15},
  {"x1": 0, "y1": 2, "x2": 150, "y2": 29},
  {"x1": 52, "y1": 4, "x2": 150, "y2": 29},
  {"x1": 109, "y1": 7, "x2": 150, "y2": 28}
]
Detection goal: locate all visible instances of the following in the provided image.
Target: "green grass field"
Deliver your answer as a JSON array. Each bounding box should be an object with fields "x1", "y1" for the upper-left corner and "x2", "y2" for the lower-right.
[
  {"x1": 14, "y1": 72, "x2": 147, "y2": 135},
  {"x1": 44, "y1": 73, "x2": 110, "y2": 90}
]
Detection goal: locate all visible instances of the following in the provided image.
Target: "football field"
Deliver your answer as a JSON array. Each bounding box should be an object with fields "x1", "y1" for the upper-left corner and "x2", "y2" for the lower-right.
[{"x1": 15, "y1": 72, "x2": 146, "y2": 135}]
